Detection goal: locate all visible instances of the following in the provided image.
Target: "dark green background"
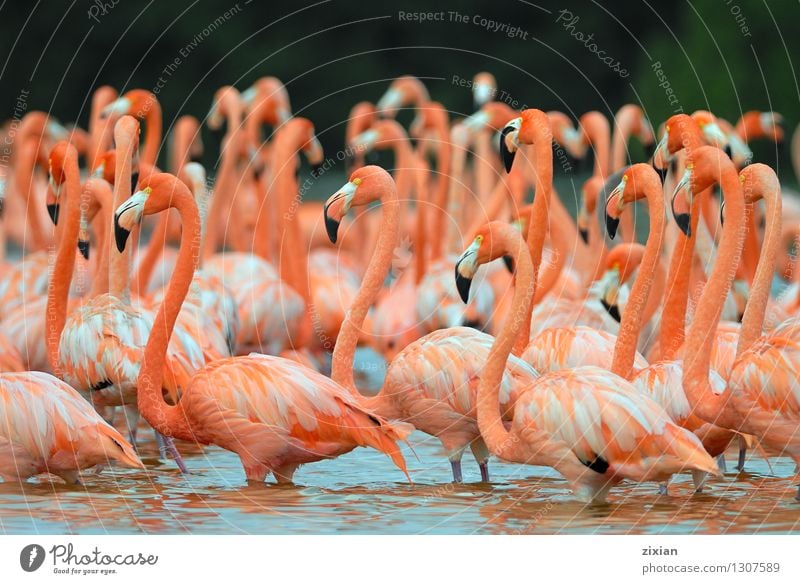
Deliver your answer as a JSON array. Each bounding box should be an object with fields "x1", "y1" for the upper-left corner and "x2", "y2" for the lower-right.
[{"x1": 1, "y1": 0, "x2": 797, "y2": 182}]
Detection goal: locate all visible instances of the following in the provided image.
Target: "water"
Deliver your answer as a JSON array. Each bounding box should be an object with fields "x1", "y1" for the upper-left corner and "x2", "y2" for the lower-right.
[{"x1": 2, "y1": 350, "x2": 799, "y2": 535}]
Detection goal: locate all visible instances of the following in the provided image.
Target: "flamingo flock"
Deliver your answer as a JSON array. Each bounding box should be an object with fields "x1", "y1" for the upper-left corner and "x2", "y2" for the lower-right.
[{"x1": 0, "y1": 73, "x2": 798, "y2": 505}]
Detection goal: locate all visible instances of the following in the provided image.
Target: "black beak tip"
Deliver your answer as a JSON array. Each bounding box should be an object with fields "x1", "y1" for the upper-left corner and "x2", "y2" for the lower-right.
[
  {"x1": 605, "y1": 215, "x2": 620, "y2": 240},
  {"x1": 324, "y1": 213, "x2": 340, "y2": 244},
  {"x1": 674, "y1": 212, "x2": 692, "y2": 237},
  {"x1": 600, "y1": 299, "x2": 621, "y2": 323},
  {"x1": 651, "y1": 162, "x2": 668, "y2": 184},
  {"x1": 499, "y1": 127, "x2": 516, "y2": 173},
  {"x1": 0, "y1": 198, "x2": 5, "y2": 219},
  {"x1": 311, "y1": 162, "x2": 323, "y2": 176},
  {"x1": 502, "y1": 255, "x2": 515, "y2": 274},
  {"x1": 47, "y1": 203, "x2": 60, "y2": 225},
  {"x1": 643, "y1": 142, "x2": 656, "y2": 160},
  {"x1": 78, "y1": 240, "x2": 90, "y2": 260},
  {"x1": 114, "y1": 220, "x2": 131, "y2": 253},
  {"x1": 455, "y1": 272, "x2": 472, "y2": 304},
  {"x1": 579, "y1": 228, "x2": 589, "y2": 245}
]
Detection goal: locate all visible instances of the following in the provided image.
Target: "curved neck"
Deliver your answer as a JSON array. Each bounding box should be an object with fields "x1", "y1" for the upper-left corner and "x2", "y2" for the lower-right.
[
  {"x1": 479, "y1": 230, "x2": 535, "y2": 459},
  {"x1": 532, "y1": 209, "x2": 567, "y2": 304},
  {"x1": 582, "y1": 113, "x2": 611, "y2": 178},
  {"x1": 517, "y1": 118, "x2": 553, "y2": 353},
  {"x1": 45, "y1": 152, "x2": 81, "y2": 373},
  {"x1": 659, "y1": 196, "x2": 702, "y2": 360},
  {"x1": 110, "y1": 132, "x2": 136, "y2": 303},
  {"x1": 683, "y1": 164, "x2": 745, "y2": 428},
  {"x1": 16, "y1": 141, "x2": 49, "y2": 251},
  {"x1": 87, "y1": 179, "x2": 113, "y2": 298},
  {"x1": 430, "y1": 123, "x2": 451, "y2": 261},
  {"x1": 132, "y1": 213, "x2": 169, "y2": 297},
  {"x1": 138, "y1": 191, "x2": 200, "y2": 439},
  {"x1": 611, "y1": 178, "x2": 665, "y2": 379},
  {"x1": 737, "y1": 173, "x2": 781, "y2": 355},
  {"x1": 331, "y1": 187, "x2": 400, "y2": 392},
  {"x1": 204, "y1": 110, "x2": 243, "y2": 258},
  {"x1": 413, "y1": 157, "x2": 428, "y2": 284},
  {"x1": 141, "y1": 101, "x2": 163, "y2": 168}
]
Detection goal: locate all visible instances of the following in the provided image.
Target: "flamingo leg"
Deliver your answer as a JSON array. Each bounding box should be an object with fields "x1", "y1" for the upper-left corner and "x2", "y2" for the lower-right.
[
  {"x1": 478, "y1": 461, "x2": 490, "y2": 482},
  {"x1": 736, "y1": 436, "x2": 747, "y2": 471},
  {"x1": 162, "y1": 436, "x2": 189, "y2": 473},
  {"x1": 658, "y1": 483, "x2": 668, "y2": 495},
  {"x1": 691, "y1": 470, "x2": 708, "y2": 493},
  {"x1": 450, "y1": 460, "x2": 463, "y2": 483},
  {"x1": 155, "y1": 432, "x2": 168, "y2": 460},
  {"x1": 716, "y1": 454, "x2": 727, "y2": 473}
]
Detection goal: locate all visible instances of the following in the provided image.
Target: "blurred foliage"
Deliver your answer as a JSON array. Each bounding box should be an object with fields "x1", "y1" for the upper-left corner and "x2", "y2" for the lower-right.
[{"x1": 0, "y1": 0, "x2": 796, "y2": 179}]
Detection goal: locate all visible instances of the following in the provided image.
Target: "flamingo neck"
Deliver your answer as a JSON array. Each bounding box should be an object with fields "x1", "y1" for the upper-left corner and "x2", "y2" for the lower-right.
[
  {"x1": 88, "y1": 180, "x2": 112, "y2": 298},
  {"x1": 659, "y1": 198, "x2": 701, "y2": 360},
  {"x1": 479, "y1": 228, "x2": 535, "y2": 460},
  {"x1": 138, "y1": 192, "x2": 200, "y2": 439},
  {"x1": 204, "y1": 108, "x2": 243, "y2": 258},
  {"x1": 582, "y1": 113, "x2": 611, "y2": 178},
  {"x1": 141, "y1": 101, "x2": 162, "y2": 168},
  {"x1": 430, "y1": 123, "x2": 451, "y2": 261},
  {"x1": 682, "y1": 164, "x2": 745, "y2": 428},
  {"x1": 611, "y1": 178, "x2": 665, "y2": 379},
  {"x1": 331, "y1": 187, "x2": 400, "y2": 393},
  {"x1": 45, "y1": 152, "x2": 81, "y2": 373},
  {"x1": 737, "y1": 171, "x2": 781, "y2": 355},
  {"x1": 517, "y1": 124, "x2": 553, "y2": 353},
  {"x1": 110, "y1": 132, "x2": 135, "y2": 304}
]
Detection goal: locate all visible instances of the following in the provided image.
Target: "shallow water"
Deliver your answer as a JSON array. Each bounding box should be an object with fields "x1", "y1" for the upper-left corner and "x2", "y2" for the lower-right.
[{"x1": 1, "y1": 349, "x2": 799, "y2": 535}]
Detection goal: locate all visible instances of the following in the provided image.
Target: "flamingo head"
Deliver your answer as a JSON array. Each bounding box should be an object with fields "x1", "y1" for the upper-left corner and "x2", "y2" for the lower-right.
[
  {"x1": 455, "y1": 221, "x2": 520, "y2": 303},
  {"x1": 114, "y1": 173, "x2": 186, "y2": 252},
  {"x1": 692, "y1": 110, "x2": 729, "y2": 149},
  {"x1": 101, "y1": 89, "x2": 155, "y2": 120},
  {"x1": 324, "y1": 165, "x2": 394, "y2": 244},
  {"x1": 46, "y1": 141, "x2": 75, "y2": 224},
  {"x1": 472, "y1": 72, "x2": 497, "y2": 108},
  {"x1": 578, "y1": 176, "x2": 602, "y2": 244}
]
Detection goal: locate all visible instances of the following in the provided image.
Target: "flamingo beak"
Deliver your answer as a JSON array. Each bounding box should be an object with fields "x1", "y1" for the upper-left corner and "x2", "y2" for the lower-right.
[
  {"x1": 502, "y1": 255, "x2": 515, "y2": 273},
  {"x1": 376, "y1": 88, "x2": 403, "y2": 117},
  {"x1": 719, "y1": 199, "x2": 726, "y2": 227},
  {"x1": 351, "y1": 129, "x2": 378, "y2": 154},
  {"x1": 47, "y1": 203, "x2": 60, "y2": 225},
  {"x1": 305, "y1": 135, "x2": 324, "y2": 172},
  {"x1": 651, "y1": 128, "x2": 670, "y2": 173},
  {"x1": 499, "y1": 117, "x2": 522, "y2": 173},
  {"x1": 78, "y1": 239, "x2": 90, "y2": 260},
  {"x1": 100, "y1": 97, "x2": 132, "y2": 119},
  {"x1": 323, "y1": 180, "x2": 358, "y2": 244},
  {"x1": 701, "y1": 122, "x2": 729, "y2": 148},
  {"x1": 672, "y1": 167, "x2": 694, "y2": 237},
  {"x1": 596, "y1": 267, "x2": 621, "y2": 322},
  {"x1": 113, "y1": 189, "x2": 149, "y2": 252},
  {"x1": 473, "y1": 83, "x2": 494, "y2": 108},
  {"x1": 454, "y1": 238, "x2": 482, "y2": 303},
  {"x1": 604, "y1": 176, "x2": 627, "y2": 240},
  {"x1": 577, "y1": 202, "x2": 590, "y2": 244},
  {"x1": 0, "y1": 197, "x2": 4, "y2": 219}
]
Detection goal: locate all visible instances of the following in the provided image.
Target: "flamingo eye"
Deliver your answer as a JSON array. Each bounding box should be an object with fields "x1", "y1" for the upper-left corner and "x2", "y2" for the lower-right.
[
  {"x1": 352, "y1": 177, "x2": 362, "y2": 186},
  {"x1": 475, "y1": 235, "x2": 484, "y2": 244}
]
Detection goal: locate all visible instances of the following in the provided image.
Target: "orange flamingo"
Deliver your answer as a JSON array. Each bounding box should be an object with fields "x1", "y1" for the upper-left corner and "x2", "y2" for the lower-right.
[
  {"x1": 456, "y1": 220, "x2": 717, "y2": 502},
  {"x1": 114, "y1": 170, "x2": 411, "y2": 484},
  {"x1": 0, "y1": 370, "x2": 143, "y2": 483},
  {"x1": 324, "y1": 165, "x2": 537, "y2": 482}
]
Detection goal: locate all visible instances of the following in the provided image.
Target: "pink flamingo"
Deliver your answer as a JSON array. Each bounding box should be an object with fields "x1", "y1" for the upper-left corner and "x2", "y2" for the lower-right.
[
  {"x1": 324, "y1": 166, "x2": 538, "y2": 482},
  {"x1": 455, "y1": 220, "x2": 718, "y2": 502},
  {"x1": 0, "y1": 371, "x2": 143, "y2": 483},
  {"x1": 113, "y1": 170, "x2": 411, "y2": 484}
]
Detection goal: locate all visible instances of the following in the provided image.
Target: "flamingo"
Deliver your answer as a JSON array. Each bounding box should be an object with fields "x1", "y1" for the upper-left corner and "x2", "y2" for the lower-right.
[
  {"x1": 455, "y1": 220, "x2": 718, "y2": 503},
  {"x1": 113, "y1": 170, "x2": 411, "y2": 484},
  {"x1": 323, "y1": 165, "x2": 538, "y2": 483},
  {"x1": 671, "y1": 150, "x2": 800, "y2": 497},
  {"x1": 0, "y1": 371, "x2": 143, "y2": 483},
  {"x1": 46, "y1": 119, "x2": 206, "y2": 470}
]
